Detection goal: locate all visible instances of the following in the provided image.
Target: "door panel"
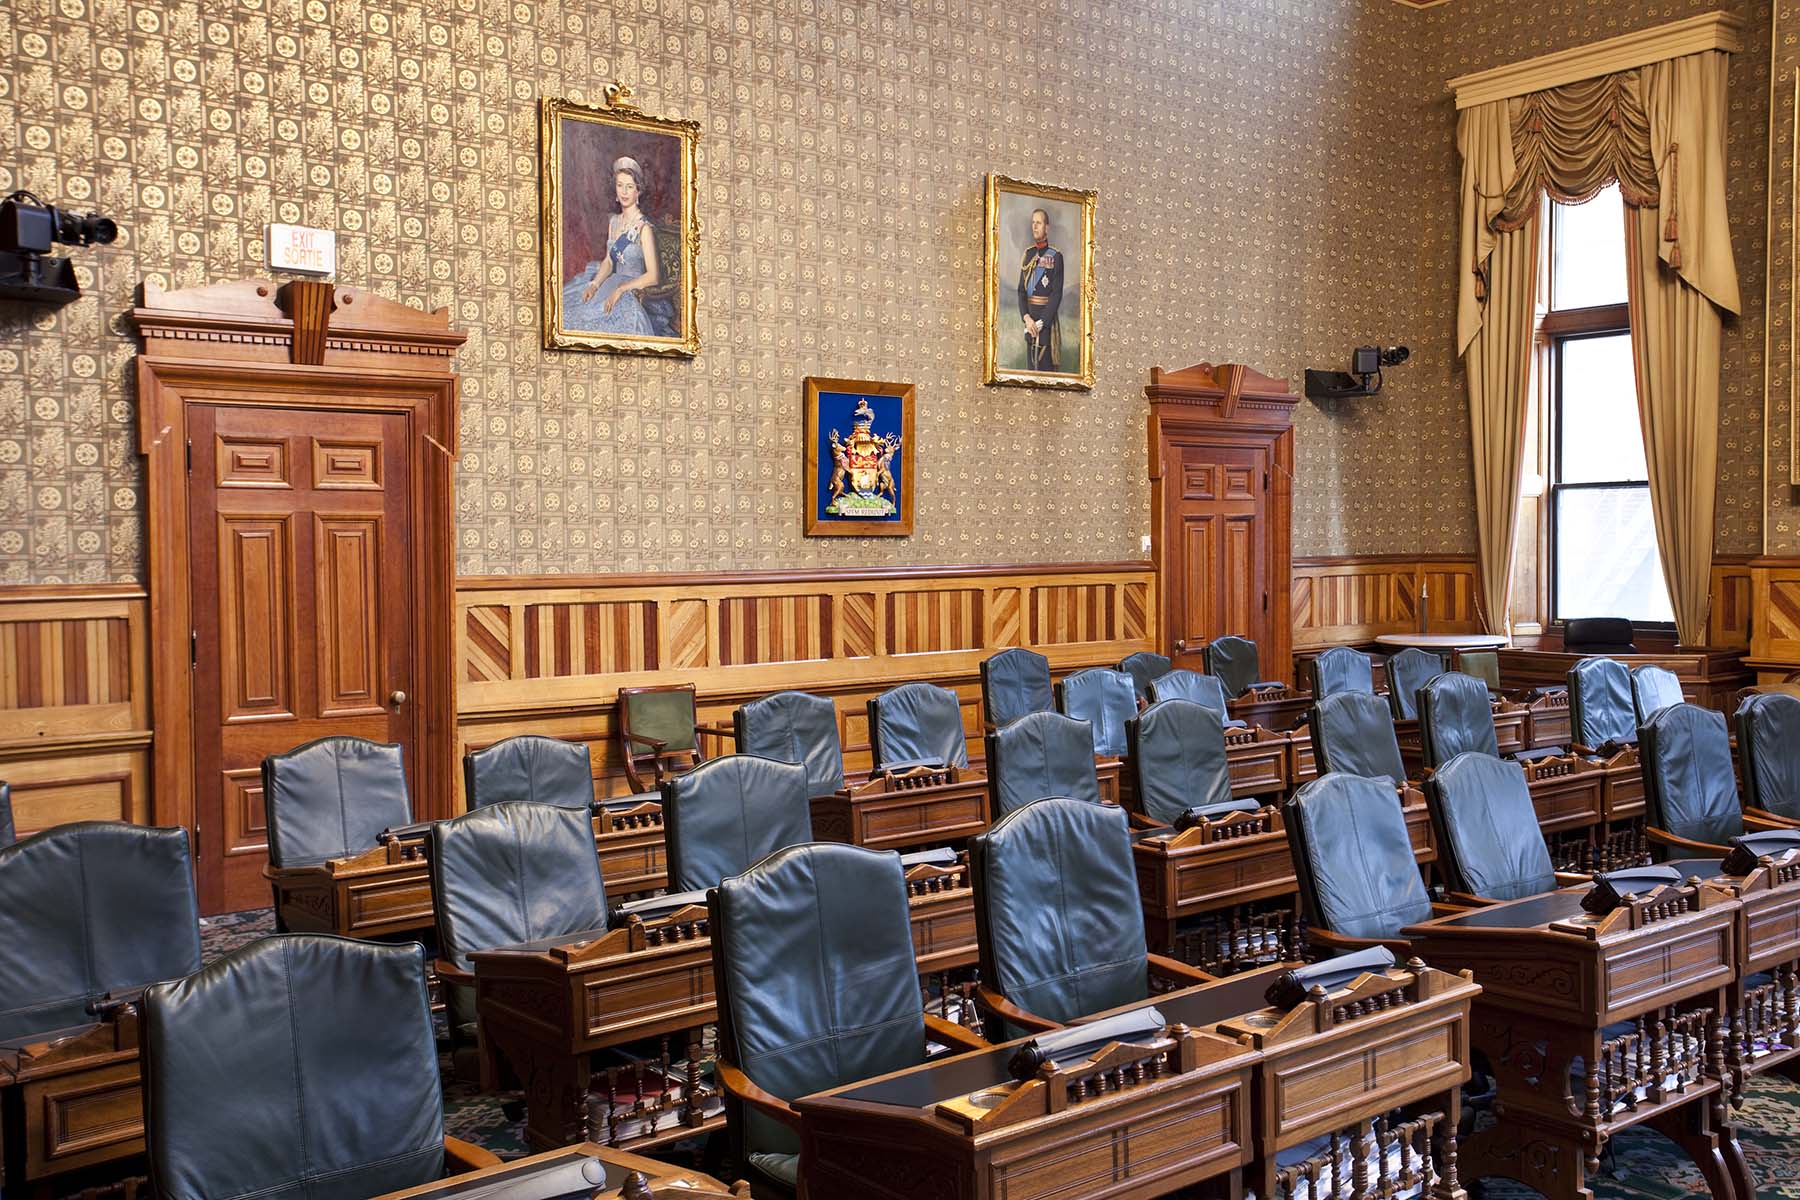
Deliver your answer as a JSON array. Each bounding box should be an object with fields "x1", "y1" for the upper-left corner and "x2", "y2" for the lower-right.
[
  {"x1": 189, "y1": 404, "x2": 414, "y2": 913},
  {"x1": 1166, "y1": 442, "x2": 1269, "y2": 671},
  {"x1": 1181, "y1": 515, "x2": 1218, "y2": 650}
]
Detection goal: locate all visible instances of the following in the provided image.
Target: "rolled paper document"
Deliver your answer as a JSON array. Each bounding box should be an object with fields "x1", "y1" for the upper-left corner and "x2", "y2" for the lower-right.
[
  {"x1": 898, "y1": 846, "x2": 958, "y2": 868},
  {"x1": 1264, "y1": 946, "x2": 1397, "y2": 1010},
  {"x1": 615, "y1": 887, "x2": 710, "y2": 920},
  {"x1": 1722, "y1": 830, "x2": 1800, "y2": 876},
  {"x1": 436, "y1": 1152, "x2": 610, "y2": 1200},
  {"x1": 1005, "y1": 1006, "x2": 1167, "y2": 1081},
  {"x1": 1579, "y1": 864, "x2": 1683, "y2": 914},
  {"x1": 879, "y1": 758, "x2": 950, "y2": 773},
  {"x1": 1174, "y1": 798, "x2": 1263, "y2": 831},
  {"x1": 377, "y1": 820, "x2": 434, "y2": 844}
]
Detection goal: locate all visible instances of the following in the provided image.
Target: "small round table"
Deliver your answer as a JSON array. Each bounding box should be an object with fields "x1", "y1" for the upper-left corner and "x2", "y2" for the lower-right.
[{"x1": 1374, "y1": 633, "x2": 1510, "y2": 651}]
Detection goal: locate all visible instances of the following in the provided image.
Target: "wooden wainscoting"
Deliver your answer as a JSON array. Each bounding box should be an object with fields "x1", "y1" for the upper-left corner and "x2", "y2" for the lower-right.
[
  {"x1": 455, "y1": 563, "x2": 1156, "y2": 804},
  {"x1": 1708, "y1": 556, "x2": 1753, "y2": 650},
  {"x1": 0, "y1": 585, "x2": 151, "y2": 836},
  {"x1": 1290, "y1": 555, "x2": 1482, "y2": 651},
  {"x1": 1747, "y1": 557, "x2": 1800, "y2": 681}
]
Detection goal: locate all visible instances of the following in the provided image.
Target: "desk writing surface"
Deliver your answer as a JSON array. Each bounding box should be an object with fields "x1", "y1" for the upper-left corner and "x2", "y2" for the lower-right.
[
  {"x1": 472, "y1": 926, "x2": 613, "y2": 957},
  {"x1": 1429, "y1": 888, "x2": 1587, "y2": 929}
]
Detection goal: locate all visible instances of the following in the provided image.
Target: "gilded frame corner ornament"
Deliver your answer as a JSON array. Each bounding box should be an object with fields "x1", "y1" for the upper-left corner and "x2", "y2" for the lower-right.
[
  {"x1": 539, "y1": 86, "x2": 702, "y2": 357},
  {"x1": 982, "y1": 173, "x2": 1097, "y2": 390}
]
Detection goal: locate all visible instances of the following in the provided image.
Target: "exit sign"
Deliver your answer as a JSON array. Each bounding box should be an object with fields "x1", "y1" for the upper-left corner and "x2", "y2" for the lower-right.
[{"x1": 267, "y1": 223, "x2": 336, "y2": 274}]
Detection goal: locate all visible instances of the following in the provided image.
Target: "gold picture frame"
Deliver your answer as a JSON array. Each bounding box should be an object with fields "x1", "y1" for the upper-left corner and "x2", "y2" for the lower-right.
[
  {"x1": 983, "y1": 173, "x2": 1096, "y2": 389},
  {"x1": 802, "y1": 376, "x2": 916, "y2": 537},
  {"x1": 539, "y1": 83, "x2": 701, "y2": 356}
]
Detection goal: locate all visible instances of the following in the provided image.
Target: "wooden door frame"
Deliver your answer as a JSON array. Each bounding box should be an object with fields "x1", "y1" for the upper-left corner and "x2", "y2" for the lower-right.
[
  {"x1": 1146, "y1": 362, "x2": 1298, "y2": 685},
  {"x1": 131, "y1": 279, "x2": 464, "y2": 849}
]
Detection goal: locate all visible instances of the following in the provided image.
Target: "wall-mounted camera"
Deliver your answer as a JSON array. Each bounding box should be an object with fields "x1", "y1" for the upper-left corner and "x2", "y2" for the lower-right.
[
  {"x1": 1305, "y1": 344, "x2": 1411, "y2": 402},
  {"x1": 0, "y1": 190, "x2": 120, "y2": 306}
]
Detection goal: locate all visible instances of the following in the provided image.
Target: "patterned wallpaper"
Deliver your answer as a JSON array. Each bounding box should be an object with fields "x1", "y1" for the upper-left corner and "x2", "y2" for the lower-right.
[
  {"x1": 1766, "y1": 0, "x2": 1799, "y2": 554},
  {"x1": 0, "y1": 0, "x2": 1767, "y2": 583}
]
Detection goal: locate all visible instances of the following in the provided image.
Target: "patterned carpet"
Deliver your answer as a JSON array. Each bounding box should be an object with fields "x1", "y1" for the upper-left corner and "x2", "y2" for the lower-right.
[{"x1": 196, "y1": 911, "x2": 1800, "y2": 1197}]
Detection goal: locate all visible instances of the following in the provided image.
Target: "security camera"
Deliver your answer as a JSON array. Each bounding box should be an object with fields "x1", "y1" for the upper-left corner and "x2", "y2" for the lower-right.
[
  {"x1": 0, "y1": 190, "x2": 121, "y2": 306},
  {"x1": 1306, "y1": 343, "x2": 1413, "y2": 402}
]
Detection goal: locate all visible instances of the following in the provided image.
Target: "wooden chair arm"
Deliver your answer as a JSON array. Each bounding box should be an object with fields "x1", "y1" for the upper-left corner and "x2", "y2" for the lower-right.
[
  {"x1": 1429, "y1": 901, "x2": 1472, "y2": 917},
  {"x1": 1554, "y1": 871, "x2": 1594, "y2": 887},
  {"x1": 1303, "y1": 925, "x2": 1412, "y2": 956},
  {"x1": 1125, "y1": 810, "x2": 1165, "y2": 832},
  {"x1": 443, "y1": 1136, "x2": 501, "y2": 1174},
  {"x1": 1645, "y1": 826, "x2": 1732, "y2": 856},
  {"x1": 1745, "y1": 808, "x2": 1800, "y2": 831},
  {"x1": 715, "y1": 1061, "x2": 804, "y2": 1132},
  {"x1": 434, "y1": 959, "x2": 475, "y2": 987},
  {"x1": 1442, "y1": 891, "x2": 1499, "y2": 908},
  {"x1": 695, "y1": 723, "x2": 736, "y2": 751},
  {"x1": 972, "y1": 984, "x2": 1062, "y2": 1035},
  {"x1": 622, "y1": 730, "x2": 670, "y2": 751},
  {"x1": 923, "y1": 1012, "x2": 989, "y2": 1053},
  {"x1": 1146, "y1": 953, "x2": 1216, "y2": 987}
]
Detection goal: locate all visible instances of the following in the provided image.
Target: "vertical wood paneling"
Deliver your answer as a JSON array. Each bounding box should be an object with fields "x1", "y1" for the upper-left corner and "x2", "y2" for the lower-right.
[
  {"x1": 1291, "y1": 557, "x2": 1481, "y2": 649},
  {"x1": 719, "y1": 595, "x2": 834, "y2": 666},
  {"x1": 522, "y1": 601, "x2": 658, "y2": 677},
  {"x1": 886, "y1": 589, "x2": 984, "y2": 655},
  {"x1": 1031, "y1": 584, "x2": 1118, "y2": 646}
]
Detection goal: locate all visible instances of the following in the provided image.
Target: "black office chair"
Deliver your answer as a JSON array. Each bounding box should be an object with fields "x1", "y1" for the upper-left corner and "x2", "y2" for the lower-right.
[
  {"x1": 1203, "y1": 635, "x2": 1283, "y2": 698},
  {"x1": 1126, "y1": 699, "x2": 1236, "y2": 827},
  {"x1": 984, "y1": 710, "x2": 1102, "y2": 818},
  {"x1": 464, "y1": 734, "x2": 593, "y2": 809},
  {"x1": 0, "y1": 780, "x2": 12, "y2": 848},
  {"x1": 429, "y1": 802, "x2": 610, "y2": 1067},
  {"x1": 1568, "y1": 658, "x2": 1638, "y2": 752},
  {"x1": 1564, "y1": 617, "x2": 1637, "y2": 654},
  {"x1": 708, "y1": 843, "x2": 985, "y2": 1195},
  {"x1": 970, "y1": 797, "x2": 1211, "y2": 1037},
  {"x1": 1737, "y1": 694, "x2": 1800, "y2": 822},
  {"x1": 0, "y1": 822, "x2": 201, "y2": 1043},
  {"x1": 1416, "y1": 672, "x2": 1501, "y2": 772},
  {"x1": 1385, "y1": 647, "x2": 1447, "y2": 722},
  {"x1": 1309, "y1": 691, "x2": 1408, "y2": 786},
  {"x1": 1307, "y1": 646, "x2": 1375, "y2": 699},
  {"x1": 263, "y1": 736, "x2": 414, "y2": 929},
  {"x1": 141, "y1": 935, "x2": 497, "y2": 1200},
  {"x1": 1630, "y1": 665, "x2": 1685, "y2": 725},
  {"x1": 1055, "y1": 667, "x2": 1136, "y2": 759},
  {"x1": 733, "y1": 690, "x2": 845, "y2": 800},
  {"x1": 663, "y1": 755, "x2": 813, "y2": 892},
  {"x1": 1425, "y1": 752, "x2": 1562, "y2": 903},
  {"x1": 1145, "y1": 669, "x2": 1244, "y2": 726},
  {"x1": 1117, "y1": 651, "x2": 1174, "y2": 704},
  {"x1": 867, "y1": 681, "x2": 968, "y2": 771},
  {"x1": 1640, "y1": 703, "x2": 1778, "y2": 855},
  {"x1": 980, "y1": 648, "x2": 1054, "y2": 730},
  {"x1": 1286, "y1": 774, "x2": 1436, "y2": 953}
]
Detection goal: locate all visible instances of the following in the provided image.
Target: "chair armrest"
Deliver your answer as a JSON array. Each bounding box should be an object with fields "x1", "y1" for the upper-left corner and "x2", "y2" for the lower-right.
[
  {"x1": 923, "y1": 1012, "x2": 989, "y2": 1052},
  {"x1": 1125, "y1": 810, "x2": 1165, "y2": 832},
  {"x1": 972, "y1": 984, "x2": 1062, "y2": 1035},
  {"x1": 1554, "y1": 871, "x2": 1593, "y2": 887},
  {"x1": 443, "y1": 1136, "x2": 501, "y2": 1174},
  {"x1": 434, "y1": 959, "x2": 475, "y2": 988},
  {"x1": 695, "y1": 724, "x2": 736, "y2": 751},
  {"x1": 1304, "y1": 926, "x2": 1412, "y2": 956},
  {"x1": 1745, "y1": 808, "x2": 1800, "y2": 831},
  {"x1": 622, "y1": 730, "x2": 669, "y2": 751},
  {"x1": 1442, "y1": 891, "x2": 1499, "y2": 908},
  {"x1": 1429, "y1": 901, "x2": 1472, "y2": 917},
  {"x1": 716, "y1": 1061, "x2": 804, "y2": 1132},
  {"x1": 1146, "y1": 953, "x2": 1216, "y2": 987},
  {"x1": 1645, "y1": 826, "x2": 1733, "y2": 856}
]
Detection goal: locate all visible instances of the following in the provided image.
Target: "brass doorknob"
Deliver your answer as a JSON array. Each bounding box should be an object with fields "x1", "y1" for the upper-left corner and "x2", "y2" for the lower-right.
[
  {"x1": 389, "y1": 690, "x2": 407, "y2": 707},
  {"x1": 1173, "y1": 639, "x2": 1186, "y2": 651}
]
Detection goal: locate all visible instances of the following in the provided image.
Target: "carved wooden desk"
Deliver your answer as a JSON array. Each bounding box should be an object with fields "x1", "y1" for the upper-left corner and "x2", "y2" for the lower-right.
[
  {"x1": 369, "y1": 1142, "x2": 745, "y2": 1199},
  {"x1": 0, "y1": 1011, "x2": 144, "y2": 1196},
  {"x1": 1228, "y1": 688, "x2": 1312, "y2": 734},
  {"x1": 811, "y1": 764, "x2": 991, "y2": 853},
  {"x1": 267, "y1": 834, "x2": 435, "y2": 939},
  {"x1": 1132, "y1": 807, "x2": 1295, "y2": 960},
  {"x1": 1225, "y1": 726, "x2": 1290, "y2": 799},
  {"x1": 1404, "y1": 882, "x2": 1745, "y2": 1200},
  {"x1": 1525, "y1": 690, "x2": 1573, "y2": 749},
  {"x1": 592, "y1": 800, "x2": 669, "y2": 898},
  {"x1": 1395, "y1": 702, "x2": 1527, "y2": 780}
]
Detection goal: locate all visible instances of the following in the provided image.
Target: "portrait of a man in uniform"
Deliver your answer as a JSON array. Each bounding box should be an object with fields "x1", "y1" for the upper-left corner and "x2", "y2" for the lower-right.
[{"x1": 983, "y1": 175, "x2": 1095, "y2": 389}]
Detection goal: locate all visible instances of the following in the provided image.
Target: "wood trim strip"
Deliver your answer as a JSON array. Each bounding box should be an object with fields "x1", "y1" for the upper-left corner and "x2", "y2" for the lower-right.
[
  {"x1": 1448, "y1": 12, "x2": 1741, "y2": 109},
  {"x1": 454, "y1": 560, "x2": 1155, "y2": 592}
]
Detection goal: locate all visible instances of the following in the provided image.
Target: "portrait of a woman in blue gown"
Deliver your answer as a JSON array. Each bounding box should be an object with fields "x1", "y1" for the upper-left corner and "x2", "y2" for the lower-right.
[{"x1": 560, "y1": 157, "x2": 676, "y2": 338}]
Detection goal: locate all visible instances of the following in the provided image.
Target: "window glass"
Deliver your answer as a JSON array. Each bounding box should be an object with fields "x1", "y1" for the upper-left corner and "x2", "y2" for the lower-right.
[
  {"x1": 1550, "y1": 184, "x2": 1628, "y2": 311},
  {"x1": 1558, "y1": 333, "x2": 1646, "y2": 483},
  {"x1": 1554, "y1": 487, "x2": 1674, "y2": 624}
]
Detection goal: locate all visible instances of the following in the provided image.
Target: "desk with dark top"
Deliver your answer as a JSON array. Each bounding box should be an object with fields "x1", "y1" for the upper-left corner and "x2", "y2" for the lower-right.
[
  {"x1": 1404, "y1": 881, "x2": 1746, "y2": 1200},
  {"x1": 794, "y1": 959, "x2": 1476, "y2": 1200},
  {"x1": 369, "y1": 1142, "x2": 746, "y2": 1199},
  {"x1": 810, "y1": 763, "x2": 991, "y2": 852},
  {"x1": 0, "y1": 1010, "x2": 144, "y2": 1195},
  {"x1": 1229, "y1": 688, "x2": 1313, "y2": 734}
]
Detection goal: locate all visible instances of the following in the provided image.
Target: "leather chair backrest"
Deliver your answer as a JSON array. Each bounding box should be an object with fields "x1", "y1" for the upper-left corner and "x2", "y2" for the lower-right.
[
  {"x1": 1204, "y1": 635, "x2": 1262, "y2": 698},
  {"x1": 1310, "y1": 692, "x2": 1407, "y2": 786},
  {"x1": 464, "y1": 735, "x2": 593, "y2": 810},
  {"x1": 1286, "y1": 774, "x2": 1433, "y2": 940},
  {"x1": 985, "y1": 711, "x2": 1102, "y2": 818},
  {"x1": 663, "y1": 755, "x2": 813, "y2": 892},
  {"x1": 970, "y1": 798, "x2": 1148, "y2": 1027},
  {"x1": 1126, "y1": 700, "x2": 1233, "y2": 826},
  {"x1": 1640, "y1": 703, "x2": 1745, "y2": 847},
  {"x1": 733, "y1": 691, "x2": 845, "y2": 799},
  {"x1": 143, "y1": 935, "x2": 444, "y2": 1200},
  {"x1": 0, "y1": 822, "x2": 202, "y2": 1042},
  {"x1": 620, "y1": 687, "x2": 698, "y2": 754},
  {"x1": 0, "y1": 780, "x2": 12, "y2": 848},
  {"x1": 1565, "y1": 617, "x2": 1637, "y2": 653},
  {"x1": 867, "y1": 681, "x2": 968, "y2": 770},
  {"x1": 1117, "y1": 652, "x2": 1173, "y2": 702},
  {"x1": 710, "y1": 843, "x2": 923, "y2": 1162},
  {"x1": 1146, "y1": 669, "x2": 1231, "y2": 715},
  {"x1": 1458, "y1": 651, "x2": 1502, "y2": 690},
  {"x1": 1055, "y1": 668, "x2": 1137, "y2": 758},
  {"x1": 263, "y1": 736, "x2": 412, "y2": 869},
  {"x1": 1737, "y1": 693, "x2": 1800, "y2": 820},
  {"x1": 430, "y1": 802, "x2": 609, "y2": 971},
  {"x1": 1385, "y1": 648, "x2": 1447, "y2": 721},
  {"x1": 980, "y1": 648, "x2": 1054, "y2": 729},
  {"x1": 1569, "y1": 658, "x2": 1637, "y2": 748},
  {"x1": 1417, "y1": 672, "x2": 1500, "y2": 770},
  {"x1": 1631, "y1": 665, "x2": 1685, "y2": 724},
  {"x1": 1308, "y1": 646, "x2": 1375, "y2": 699},
  {"x1": 1425, "y1": 753, "x2": 1556, "y2": 901}
]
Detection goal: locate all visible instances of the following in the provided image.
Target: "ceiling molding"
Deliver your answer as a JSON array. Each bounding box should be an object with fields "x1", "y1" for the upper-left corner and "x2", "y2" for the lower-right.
[{"x1": 1447, "y1": 11, "x2": 1741, "y2": 109}]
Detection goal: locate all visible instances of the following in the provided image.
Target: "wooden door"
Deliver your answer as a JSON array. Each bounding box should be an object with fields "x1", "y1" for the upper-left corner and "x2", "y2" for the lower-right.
[
  {"x1": 1165, "y1": 442, "x2": 1270, "y2": 672},
  {"x1": 187, "y1": 404, "x2": 415, "y2": 912}
]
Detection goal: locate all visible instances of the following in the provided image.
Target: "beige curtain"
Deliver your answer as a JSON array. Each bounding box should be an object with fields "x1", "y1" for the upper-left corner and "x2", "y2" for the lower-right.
[
  {"x1": 1625, "y1": 50, "x2": 1739, "y2": 647},
  {"x1": 1458, "y1": 100, "x2": 1539, "y2": 634}
]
